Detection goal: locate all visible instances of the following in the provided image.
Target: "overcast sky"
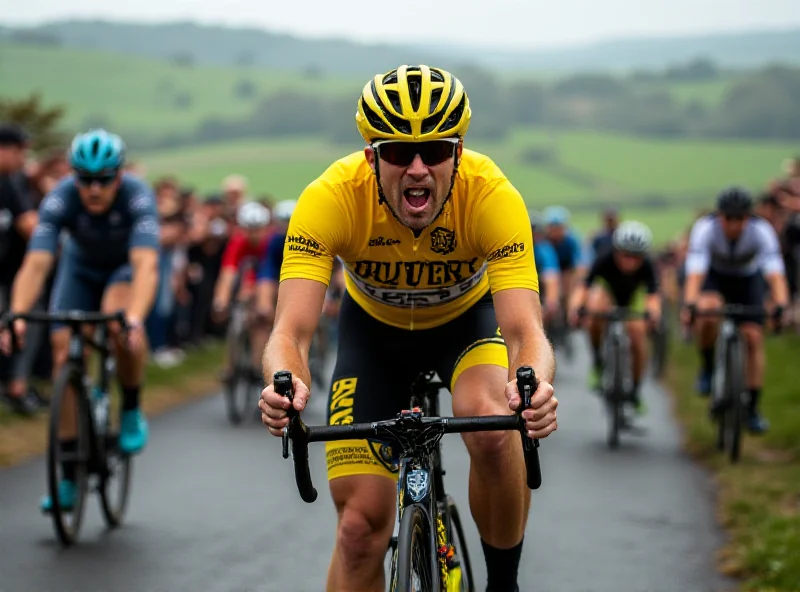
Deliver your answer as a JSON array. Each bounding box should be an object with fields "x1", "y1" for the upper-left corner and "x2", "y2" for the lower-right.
[{"x1": 2, "y1": 0, "x2": 799, "y2": 49}]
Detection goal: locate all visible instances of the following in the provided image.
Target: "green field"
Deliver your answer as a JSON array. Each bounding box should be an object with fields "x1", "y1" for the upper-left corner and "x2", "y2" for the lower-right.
[
  {"x1": 0, "y1": 43, "x2": 361, "y2": 135},
  {"x1": 138, "y1": 128, "x2": 793, "y2": 245}
]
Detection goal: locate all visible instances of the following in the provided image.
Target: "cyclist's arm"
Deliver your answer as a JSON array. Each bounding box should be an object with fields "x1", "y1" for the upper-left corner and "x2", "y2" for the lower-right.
[
  {"x1": 214, "y1": 236, "x2": 242, "y2": 309},
  {"x1": 126, "y1": 189, "x2": 161, "y2": 324},
  {"x1": 683, "y1": 218, "x2": 712, "y2": 305},
  {"x1": 11, "y1": 191, "x2": 64, "y2": 312},
  {"x1": 264, "y1": 178, "x2": 351, "y2": 387},
  {"x1": 127, "y1": 248, "x2": 159, "y2": 324},
  {"x1": 10, "y1": 251, "x2": 54, "y2": 313},
  {"x1": 756, "y1": 221, "x2": 790, "y2": 307},
  {"x1": 476, "y1": 181, "x2": 554, "y2": 383},
  {"x1": 264, "y1": 279, "x2": 327, "y2": 389},
  {"x1": 643, "y1": 258, "x2": 662, "y2": 318},
  {"x1": 569, "y1": 256, "x2": 600, "y2": 311}
]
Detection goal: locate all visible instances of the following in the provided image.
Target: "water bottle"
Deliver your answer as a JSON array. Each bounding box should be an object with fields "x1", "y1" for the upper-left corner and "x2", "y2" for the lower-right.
[{"x1": 92, "y1": 386, "x2": 109, "y2": 436}]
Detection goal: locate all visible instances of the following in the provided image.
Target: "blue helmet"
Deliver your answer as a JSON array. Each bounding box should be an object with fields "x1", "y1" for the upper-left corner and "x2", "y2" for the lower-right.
[
  {"x1": 543, "y1": 205, "x2": 571, "y2": 226},
  {"x1": 69, "y1": 129, "x2": 126, "y2": 174}
]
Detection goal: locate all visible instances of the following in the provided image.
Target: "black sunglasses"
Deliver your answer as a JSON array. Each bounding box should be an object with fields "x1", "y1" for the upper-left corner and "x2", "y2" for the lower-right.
[
  {"x1": 373, "y1": 139, "x2": 459, "y2": 167},
  {"x1": 76, "y1": 173, "x2": 117, "y2": 187}
]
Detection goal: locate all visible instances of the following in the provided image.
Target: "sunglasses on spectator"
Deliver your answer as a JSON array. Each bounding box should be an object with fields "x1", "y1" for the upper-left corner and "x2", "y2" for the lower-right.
[
  {"x1": 76, "y1": 173, "x2": 117, "y2": 187},
  {"x1": 372, "y1": 138, "x2": 459, "y2": 167}
]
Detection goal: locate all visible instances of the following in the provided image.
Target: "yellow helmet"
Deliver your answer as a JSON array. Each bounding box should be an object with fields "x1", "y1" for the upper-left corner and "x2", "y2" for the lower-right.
[{"x1": 356, "y1": 65, "x2": 471, "y2": 143}]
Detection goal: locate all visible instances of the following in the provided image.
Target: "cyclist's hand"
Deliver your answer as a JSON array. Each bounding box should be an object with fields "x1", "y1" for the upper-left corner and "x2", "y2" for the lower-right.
[
  {"x1": 680, "y1": 304, "x2": 695, "y2": 327},
  {"x1": 259, "y1": 375, "x2": 310, "y2": 437},
  {"x1": 505, "y1": 378, "x2": 558, "y2": 439},
  {"x1": 212, "y1": 300, "x2": 229, "y2": 322},
  {"x1": 1, "y1": 318, "x2": 27, "y2": 354},
  {"x1": 567, "y1": 306, "x2": 582, "y2": 328}
]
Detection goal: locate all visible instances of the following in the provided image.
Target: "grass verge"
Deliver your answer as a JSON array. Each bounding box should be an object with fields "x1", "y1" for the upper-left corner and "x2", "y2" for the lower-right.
[
  {"x1": 0, "y1": 341, "x2": 226, "y2": 468},
  {"x1": 667, "y1": 333, "x2": 800, "y2": 592}
]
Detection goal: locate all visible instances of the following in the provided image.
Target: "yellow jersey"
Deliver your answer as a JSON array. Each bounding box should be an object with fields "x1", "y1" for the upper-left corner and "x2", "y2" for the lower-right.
[{"x1": 280, "y1": 148, "x2": 539, "y2": 330}]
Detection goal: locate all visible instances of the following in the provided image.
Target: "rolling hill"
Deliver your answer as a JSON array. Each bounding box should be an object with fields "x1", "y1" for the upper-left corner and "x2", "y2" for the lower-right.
[{"x1": 2, "y1": 20, "x2": 799, "y2": 75}]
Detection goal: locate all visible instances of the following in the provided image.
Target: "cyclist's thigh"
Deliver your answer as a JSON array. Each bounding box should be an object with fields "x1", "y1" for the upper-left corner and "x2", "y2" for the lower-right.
[
  {"x1": 49, "y1": 255, "x2": 105, "y2": 332},
  {"x1": 713, "y1": 272, "x2": 765, "y2": 326},
  {"x1": 587, "y1": 282, "x2": 614, "y2": 311},
  {"x1": 430, "y1": 293, "x2": 521, "y2": 425},
  {"x1": 100, "y1": 264, "x2": 133, "y2": 311},
  {"x1": 698, "y1": 271, "x2": 724, "y2": 311},
  {"x1": 325, "y1": 293, "x2": 419, "y2": 483}
]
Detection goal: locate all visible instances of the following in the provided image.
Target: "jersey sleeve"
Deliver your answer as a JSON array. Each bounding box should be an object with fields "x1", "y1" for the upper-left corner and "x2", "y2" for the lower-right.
[
  {"x1": 221, "y1": 234, "x2": 245, "y2": 271},
  {"x1": 684, "y1": 217, "x2": 712, "y2": 275},
  {"x1": 127, "y1": 183, "x2": 161, "y2": 251},
  {"x1": 28, "y1": 188, "x2": 68, "y2": 255},
  {"x1": 257, "y1": 233, "x2": 285, "y2": 282},
  {"x1": 280, "y1": 179, "x2": 352, "y2": 286},
  {"x1": 473, "y1": 179, "x2": 539, "y2": 293},
  {"x1": 583, "y1": 253, "x2": 607, "y2": 287},
  {"x1": 755, "y1": 220, "x2": 786, "y2": 275},
  {"x1": 535, "y1": 242, "x2": 559, "y2": 276}
]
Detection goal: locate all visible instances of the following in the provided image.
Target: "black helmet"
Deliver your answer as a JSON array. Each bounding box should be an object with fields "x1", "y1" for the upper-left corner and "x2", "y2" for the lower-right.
[{"x1": 716, "y1": 186, "x2": 753, "y2": 216}]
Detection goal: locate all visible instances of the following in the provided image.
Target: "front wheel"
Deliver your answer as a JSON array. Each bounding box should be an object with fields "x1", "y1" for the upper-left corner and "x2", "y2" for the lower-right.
[
  {"x1": 604, "y1": 339, "x2": 623, "y2": 450},
  {"x1": 445, "y1": 498, "x2": 474, "y2": 592},
  {"x1": 47, "y1": 364, "x2": 90, "y2": 546},
  {"x1": 724, "y1": 339, "x2": 745, "y2": 463},
  {"x1": 393, "y1": 504, "x2": 439, "y2": 592},
  {"x1": 225, "y1": 307, "x2": 254, "y2": 425},
  {"x1": 98, "y1": 389, "x2": 133, "y2": 528}
]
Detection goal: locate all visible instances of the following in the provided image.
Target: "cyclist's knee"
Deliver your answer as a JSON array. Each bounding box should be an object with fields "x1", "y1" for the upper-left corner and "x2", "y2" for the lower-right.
[
  {"x1": 741, "y1": 324, "x2": 763, "y2": 348},
  {"x1": 627, "y1": 320, "x2": 646, "y2": 342},
  {"x1": 331, "y1": 478, "x2": 394, "y2": 568},
  {"x1": 50, "y1": 329, "x2": 70, "y2": 368},
  {"x1": 455, "y1": 399, "x2": 514, "y2": 459},
  {"x1": 697, "y1": 293, "x2": 722, "y2": 311}
]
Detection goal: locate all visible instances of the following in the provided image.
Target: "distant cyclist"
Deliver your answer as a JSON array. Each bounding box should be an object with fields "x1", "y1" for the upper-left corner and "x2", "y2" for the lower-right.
[
  {"x1": 213, "y1": 201, "x2": 271, "y2": 382},
  {"x1": 568, "y1": 221, "x2": 661, "y2": 410},
  {"x1": 543, "y1": 205, "x2": 587, "y2": 299},
  {"x1": 681, "y1": 187, "x2": 789, "y2": 433},
  {"x1": 6, "y1": 129, "x2": 160, "y2": 512},
  {"x1": 256, "y1": 199, "x2": 297, "y2": 324},
  {"x1": 528, "y1": 209, "x2": 561, "y2": 322},
  {"x1": 587, "y1": 207, "x2": 619, "y2": 263}
]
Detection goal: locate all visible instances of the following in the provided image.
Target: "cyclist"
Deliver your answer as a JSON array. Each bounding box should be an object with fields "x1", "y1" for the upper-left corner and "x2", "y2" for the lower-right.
[
  {"x1": 542, "y1": 205, "x2": 587, "y2": 299},
  {"x1": 256, "y1": 199, "x2": 297, "y2": 324},
  {"x1": 259, "y1": 65, "x2": 557, "y2": 592},
  {"x1": 213, "y1": 201, "x2": 271, "y2": 382},
  {"x1": 681, "y1": 187, "x2": 789, "y2": 433},
  {"x1": 528, "y1": 209, "x2": 561, "y2": 323},
  {"x1": 567, "y1": 221, "x2": 661, "y2": 410},
  {"x1": 587, "y1": 206, "x2": 619, "y2": 263},
  {"x1": 6, "y1": 129, "x2": 159, "y2": 511}
]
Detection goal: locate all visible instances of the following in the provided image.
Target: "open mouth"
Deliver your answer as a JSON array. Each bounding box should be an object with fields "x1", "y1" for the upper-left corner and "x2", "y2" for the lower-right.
[{"x1": 403, "y1": 188, "x2": 430, "y2": 212}]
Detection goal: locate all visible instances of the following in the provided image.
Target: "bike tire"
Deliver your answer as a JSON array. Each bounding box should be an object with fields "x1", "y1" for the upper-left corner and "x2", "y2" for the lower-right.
[
  {"x1": 47, "y1": 363, "x2": 90, "y2": 546},
  {"x1": 98, "y1": 384, "x2": 132, "y2": 528},
  {"x1": 725, "y1": 338, "x2": 745, "y2": 464},
  {"x1": 605, "y1": 338, "x2": 623, "y2": 450},
  {"x1": 224, "y1": 308, "x2": 253, "y2": 425},
  {"x1": 446, "y1": 497, "x2": 474, "y2": 592},
  {"x1": 392, "y1": 504, "x2": 439, "y2": 592}
]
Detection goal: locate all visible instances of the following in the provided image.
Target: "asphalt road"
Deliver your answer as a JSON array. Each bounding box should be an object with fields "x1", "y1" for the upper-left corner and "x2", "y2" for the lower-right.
[{"x1": 0, "y1": 337, "x2": 737, "y2": 592}]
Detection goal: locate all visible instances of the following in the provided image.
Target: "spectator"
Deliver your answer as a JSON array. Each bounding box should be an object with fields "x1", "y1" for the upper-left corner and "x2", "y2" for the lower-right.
[
  {"x1": 221, "y1": 174, "x2": 247, "y2": 222},
  {"x1": 0, "y1": 123, "x2": 43, "y2": 415}
]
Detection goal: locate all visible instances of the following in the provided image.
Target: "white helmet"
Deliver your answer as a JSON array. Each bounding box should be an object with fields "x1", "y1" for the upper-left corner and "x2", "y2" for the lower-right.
[
  {"x1": 613, "y1": 221, "x2": 653, "y2": 254},
  {"x1": 237, "y1": 202, "x2": 270, "y2": 229},
  {"x1": 272, "y1": 199, "x2": 297, "y2": 223}
]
